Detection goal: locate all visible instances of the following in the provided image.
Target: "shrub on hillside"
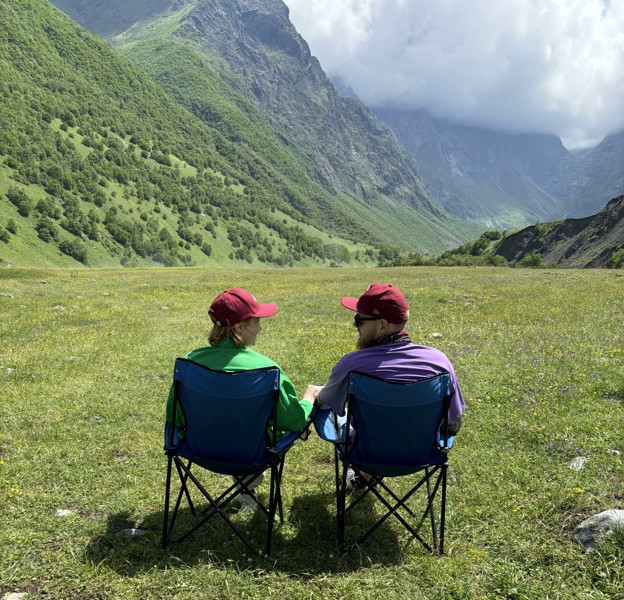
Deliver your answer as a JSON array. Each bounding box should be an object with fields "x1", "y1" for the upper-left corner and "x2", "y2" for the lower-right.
[
  {"x1": 518, "y1": 251, "x2": 546, "y2": 268},
  {"x1": 7, "y1": 186, "x2": 34, "y2": 216},
  {"x1": 608, "y1": 247, "x2": 624, "y2": 268},
  {"x1": 58, "y1": 238, "x2": 88, "y2": 264},
  {"x1": 36, "y1": 217, "x2": 59, "y2": 242}
]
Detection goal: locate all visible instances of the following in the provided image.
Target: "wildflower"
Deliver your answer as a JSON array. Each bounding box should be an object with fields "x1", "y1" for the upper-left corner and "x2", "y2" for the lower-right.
[{"x1": 573, "y1": 487, "x2": 584, "y2": 493}]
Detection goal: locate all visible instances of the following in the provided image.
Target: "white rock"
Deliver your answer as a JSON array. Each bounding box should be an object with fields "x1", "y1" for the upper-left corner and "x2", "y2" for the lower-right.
[
  {"x1": 55, "y1": 509, "x2": 72, "y2": 517},
  {"x1": 430, "y1": 332, "x2": 442, "y2": 339},
  {"x1": 122, "y1": 528, "x2": 147, "y2": 536},
  {"x1": 3, "y1": 593, "x2": 29, "y2": 600},
  {"x1": 569, "y1": 456, "x2": 587, "y2": 471},
  {"x1": 53, "y1": 305, "x2": 65, "y2": 311},
  {"x1": 160, "y1": 306, "x2": 170, "y2": 311},
  {"x1": 574, "y1": 509, "x2": 624, "y2": 550}
]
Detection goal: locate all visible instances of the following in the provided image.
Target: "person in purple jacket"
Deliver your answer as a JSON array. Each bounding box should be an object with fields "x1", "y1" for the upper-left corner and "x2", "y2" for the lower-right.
[{"x1": 306, "y1": 283, "x2": 465, "y2": 489}]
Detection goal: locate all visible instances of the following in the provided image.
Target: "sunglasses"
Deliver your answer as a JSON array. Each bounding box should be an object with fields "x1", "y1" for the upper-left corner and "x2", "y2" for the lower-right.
[{"x1": 353, "y1": 314, "x2": 378, "y2": 328}]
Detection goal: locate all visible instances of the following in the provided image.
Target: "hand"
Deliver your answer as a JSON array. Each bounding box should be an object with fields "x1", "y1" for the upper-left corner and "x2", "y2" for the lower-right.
[{"x1": 303, "y1": 384, "x2": 323, "y2": 403}]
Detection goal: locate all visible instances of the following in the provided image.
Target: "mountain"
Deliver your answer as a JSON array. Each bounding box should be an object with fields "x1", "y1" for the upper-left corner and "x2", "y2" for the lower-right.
[
  {"x1": 492, "y1": 195, "x2": 624, "y2": 268},
  {"x1": 372, "y1": 107, "x2": 624, "y2": 229},
  {"x1": 0, "y1": 0, "x2": 401, "y2": 268},
  {"x1": 49, "y1": 0, "x2": 478, "y2": 253},
  {"x1": 569, "y1": 131, "x2": 624, "y2": 217}
]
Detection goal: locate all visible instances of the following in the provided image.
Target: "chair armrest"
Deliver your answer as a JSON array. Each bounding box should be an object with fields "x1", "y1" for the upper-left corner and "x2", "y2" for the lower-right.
[
  {"x1": 164, "y1": 423, "x2": 183, "y2": 452},
  {"x1": 438, "y1": 434, "x2": 455, "y2": 451},
  {"x1": 313, "y1": 408, "x2": 347, "y2": 443}
]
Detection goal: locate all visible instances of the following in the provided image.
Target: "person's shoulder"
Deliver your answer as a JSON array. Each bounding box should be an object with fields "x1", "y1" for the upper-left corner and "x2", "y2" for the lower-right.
[
  {"x1": 410, "y1": 343, "x2": 454, "y2": 366},
  {"x1": 183, "y1": 346, "x2": 212, "y2": 360},
  {"x1": 242, "y1": 347, "x2": 280, "y2": 367}
]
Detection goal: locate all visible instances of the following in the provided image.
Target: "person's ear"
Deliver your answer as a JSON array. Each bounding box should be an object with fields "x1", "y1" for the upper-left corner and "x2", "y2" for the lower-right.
[
  {"x1": 234, "y1": 321, "x2": 243, "y2": 334},
  {"x1": 379, "y1": 318, "x2": 389, "y2": 332}
]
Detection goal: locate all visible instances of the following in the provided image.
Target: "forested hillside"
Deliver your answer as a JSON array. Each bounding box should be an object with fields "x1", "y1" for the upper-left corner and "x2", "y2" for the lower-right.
[
  {"x1": 49, "y1": 0, "x2": 478, "y2": 256},
  {"x1": 0, "y1": 0, "x2": 405, "y2": 267}
]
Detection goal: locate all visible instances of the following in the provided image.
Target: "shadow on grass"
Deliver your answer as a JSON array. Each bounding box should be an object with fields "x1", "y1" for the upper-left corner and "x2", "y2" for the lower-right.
[{"x1": 84, "y1": 491, "x2": 403, "y2": 577}]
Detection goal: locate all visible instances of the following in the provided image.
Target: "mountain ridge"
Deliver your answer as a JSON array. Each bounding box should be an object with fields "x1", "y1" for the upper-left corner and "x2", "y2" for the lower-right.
[{"x1": 50, "y1": 0, "x2": 477, "y2": 253}]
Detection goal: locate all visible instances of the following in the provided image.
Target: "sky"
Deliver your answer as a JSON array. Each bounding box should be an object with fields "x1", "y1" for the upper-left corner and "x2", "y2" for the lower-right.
[{"x1": 283, "y1": 0, "x2": 624, "y2": 149}]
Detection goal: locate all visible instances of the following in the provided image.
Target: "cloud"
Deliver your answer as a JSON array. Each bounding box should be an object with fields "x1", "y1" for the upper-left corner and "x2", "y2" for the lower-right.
[{"x1": 284, "y1": 0, "x2": 624, "y2": 148}]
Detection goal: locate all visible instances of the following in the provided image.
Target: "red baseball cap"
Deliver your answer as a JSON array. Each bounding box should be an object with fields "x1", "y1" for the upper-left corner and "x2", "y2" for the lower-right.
[
  {"x1": 341, "y1": 284, "x2": 409, "y2": 323},
  {"x1": 209, "y1": 288, "x2": 278, "y2": 326}
]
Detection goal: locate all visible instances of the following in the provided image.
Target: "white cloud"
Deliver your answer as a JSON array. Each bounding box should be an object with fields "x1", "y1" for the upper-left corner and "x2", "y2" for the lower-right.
[{"x1": 284, "y1": 0, "x2": 624, "y2": 148}]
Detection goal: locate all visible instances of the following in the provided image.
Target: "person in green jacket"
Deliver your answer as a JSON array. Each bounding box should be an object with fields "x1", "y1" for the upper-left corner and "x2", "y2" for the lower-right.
[{"x1": 165, "y1": 287, "x2": 313, "y2": 510}]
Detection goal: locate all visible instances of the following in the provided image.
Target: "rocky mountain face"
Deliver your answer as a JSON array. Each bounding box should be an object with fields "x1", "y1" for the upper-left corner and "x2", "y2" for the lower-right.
[
  {"x1": 50, "y1": 0, "x2": 173, "y2": 37},
  {"x1": 50, "y1": 0, "x2": 471, "y2": 253},
  {"x1": 372, "y1": 108, "x2": 624, "y2": 229},
  {"x1": 494, "y1": 195, "x2": 624, "y2": 267},
  {"x1": 175, "y1": 0, "x2": 435, "y2": 211},
  {"x1": 569, "y1": 131, "x2": 624, "y2": 217}
]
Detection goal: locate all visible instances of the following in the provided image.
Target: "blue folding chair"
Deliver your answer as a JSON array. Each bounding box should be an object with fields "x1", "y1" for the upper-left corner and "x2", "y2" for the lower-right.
[
  {"x1": 314, "y1": 371, "x2": 455, "y2": 554},
  {"x1": 162, "y1": 358, "x2": 309, "y2": 556}
]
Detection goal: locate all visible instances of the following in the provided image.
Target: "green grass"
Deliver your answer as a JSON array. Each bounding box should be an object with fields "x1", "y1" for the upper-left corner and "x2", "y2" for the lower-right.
[{"x1": 1, "y1": 266, "x2": 622, "y2": 598}]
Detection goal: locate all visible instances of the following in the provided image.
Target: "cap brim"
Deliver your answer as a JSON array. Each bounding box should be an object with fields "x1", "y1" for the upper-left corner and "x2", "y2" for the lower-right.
[
  {"x1": 252, "y1": 303, "x2": 278, "y2": 318},
  {"x1": 341, "y1": 297, "x2": 359, "y2": 312}
]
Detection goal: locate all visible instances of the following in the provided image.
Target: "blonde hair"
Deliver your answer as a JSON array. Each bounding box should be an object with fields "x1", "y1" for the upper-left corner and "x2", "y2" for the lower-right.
[{"x1": 208, "y1": 318, "x2": 256, "y2": 348}]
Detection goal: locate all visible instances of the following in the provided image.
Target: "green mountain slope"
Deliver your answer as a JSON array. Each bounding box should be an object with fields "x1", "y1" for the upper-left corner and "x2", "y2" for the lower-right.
[
  {"x1": 0, "y1": 0, "x2": 406, "y2": 267},
  {"x1": 493, "y1": 195, "x2": 624, "y2": 268},
  {"x1": 50, "y1": 0, "x2": 479, "y2": 253},
  {"x1": 418, "y1": 195, "x2": 624, "y2": 268}
]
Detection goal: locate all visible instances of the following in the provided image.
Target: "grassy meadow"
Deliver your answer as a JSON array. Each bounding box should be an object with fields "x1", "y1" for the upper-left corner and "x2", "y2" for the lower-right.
[{"x1": 0, "y1": 266, "x2": 622, "y2": 599}]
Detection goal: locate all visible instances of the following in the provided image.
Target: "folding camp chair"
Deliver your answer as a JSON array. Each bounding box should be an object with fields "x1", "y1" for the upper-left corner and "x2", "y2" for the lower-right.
[
  {"x1": 162, "y1": 358, "x2": 309, "y2": 556},
  {"x1": 314, "y1": 371, "x2": 454, "y2": 554}
]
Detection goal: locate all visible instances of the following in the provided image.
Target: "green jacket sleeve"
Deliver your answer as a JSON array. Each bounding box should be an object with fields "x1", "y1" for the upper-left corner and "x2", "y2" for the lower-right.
[
  {"x1": 165, "y1": 382, "x2": 185, "y2": 428},
  {"x1": 276, "y1": 371, "x2": 313, "y2": 432}
]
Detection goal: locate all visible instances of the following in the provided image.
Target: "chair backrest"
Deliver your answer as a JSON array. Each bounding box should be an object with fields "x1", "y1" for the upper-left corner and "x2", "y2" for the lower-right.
[
  {"x1": 345, "y1": 371, "x2": 451, "y2": 470},
  {"x1": 168, "y1": 358, "x2": 280, "y2": 467}
]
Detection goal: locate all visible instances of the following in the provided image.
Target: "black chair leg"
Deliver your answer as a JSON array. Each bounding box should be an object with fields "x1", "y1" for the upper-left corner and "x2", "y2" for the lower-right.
[
  {"x1": 162, "y1": 454, "x2": 173, "y2": 548},
  {"x1": 439, "y1": 462, "x2": 448, "y2": 555},
  {"x1": 266, "y1": 463, "x2": 281, "y2": 556},
  {"x1": 425, "y1": 467, "x2": 438, "y2": 551}
]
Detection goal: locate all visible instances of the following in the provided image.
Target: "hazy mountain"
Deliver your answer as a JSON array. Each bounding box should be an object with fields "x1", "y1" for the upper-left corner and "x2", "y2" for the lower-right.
[
  {"x1": 372, "y1": 108, "x2": 624, "y2": 229},
  {"x1": 570, "y1": 131, "x2": 624, "y2": 216},
  {"x1": 50, "y1": 0, "x2": 477, "y2": 253}
]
